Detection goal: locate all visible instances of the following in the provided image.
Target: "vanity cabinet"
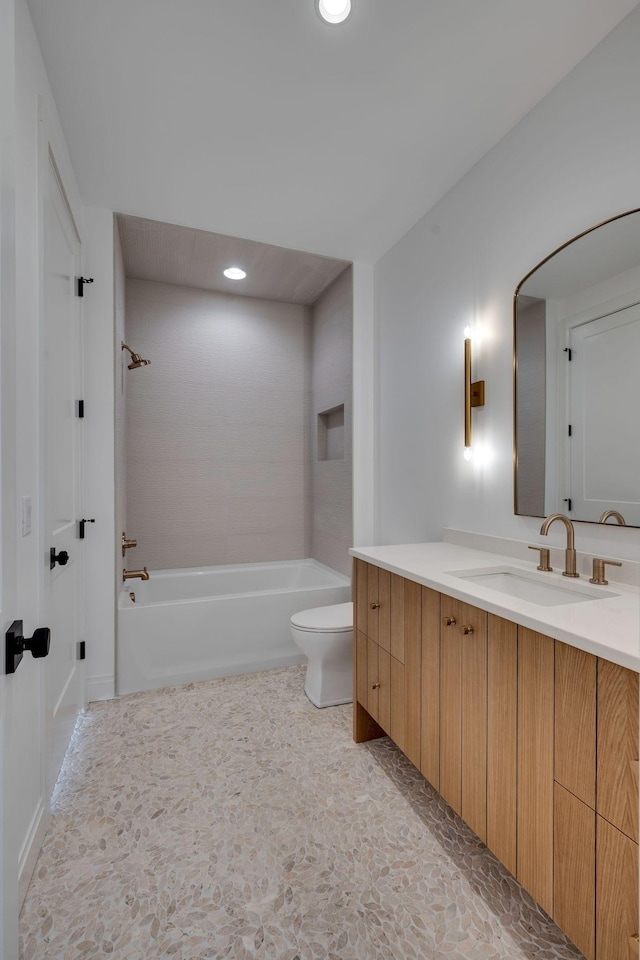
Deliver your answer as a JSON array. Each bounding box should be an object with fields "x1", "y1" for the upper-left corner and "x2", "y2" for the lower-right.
[{"x1": 353, "y1": 556, "x2": 639, "y2": 960}]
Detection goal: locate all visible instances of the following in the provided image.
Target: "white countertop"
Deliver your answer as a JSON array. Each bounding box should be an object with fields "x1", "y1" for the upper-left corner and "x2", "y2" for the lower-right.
[{"x1": 349, "y1": 542, "x2": 640, "y2": 672}]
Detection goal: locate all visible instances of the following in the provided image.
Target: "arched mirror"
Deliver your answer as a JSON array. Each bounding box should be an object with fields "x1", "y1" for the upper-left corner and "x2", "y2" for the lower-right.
[{"x1": 514, "y1": 209, "x2": 640, "y2": 526}]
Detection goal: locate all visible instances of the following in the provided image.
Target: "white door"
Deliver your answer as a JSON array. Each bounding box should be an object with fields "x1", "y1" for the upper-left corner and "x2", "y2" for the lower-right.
[
  {"x1": 569, "y1": 303, "x2": 640, "y2": 523},
  {"x1": 42, "y1": 154, "x2": 86, "y2": 794}
]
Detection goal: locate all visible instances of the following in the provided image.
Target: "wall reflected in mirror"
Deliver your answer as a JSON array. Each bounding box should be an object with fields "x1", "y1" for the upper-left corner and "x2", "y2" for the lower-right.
[{"x1": 514, "y1": 209, "x2": 640, "y2": 527}]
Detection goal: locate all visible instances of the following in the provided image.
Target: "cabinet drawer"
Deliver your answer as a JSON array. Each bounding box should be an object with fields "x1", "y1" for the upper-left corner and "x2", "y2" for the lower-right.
[
  {"x1": 597, "y1": 659, "x2": 639, "y2": 842},
  {"x1": 354, "y1": 560, "x2": 368, "y2": 637}
]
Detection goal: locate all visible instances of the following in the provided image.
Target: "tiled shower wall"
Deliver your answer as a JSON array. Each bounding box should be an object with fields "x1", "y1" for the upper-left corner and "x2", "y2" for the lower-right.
[
  {"x1": 125, "y1": 279, "x2": 311, "y2": 570},
  {"x1": 310, "y1": 269, "x2": 353, "y2": 576}
]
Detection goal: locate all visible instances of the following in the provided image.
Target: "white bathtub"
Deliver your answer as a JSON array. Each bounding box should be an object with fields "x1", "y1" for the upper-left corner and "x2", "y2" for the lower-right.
[{"x1": 117, "y1": 559, "x2": 351, "y2": 695}]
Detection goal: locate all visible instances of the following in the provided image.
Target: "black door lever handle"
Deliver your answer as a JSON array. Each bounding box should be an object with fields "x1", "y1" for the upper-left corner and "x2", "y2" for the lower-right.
[
  {"x1": 50, "y1": 547, "x2": 69, "y2": 569},
  {"x1": 5, "y1": 620, "x2": 51, "y2": 674}
]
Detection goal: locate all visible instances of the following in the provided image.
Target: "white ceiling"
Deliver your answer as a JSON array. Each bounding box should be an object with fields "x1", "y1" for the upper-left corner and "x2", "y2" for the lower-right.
[
  {"x1": 27, "y1": 0, "x2": 640, "y2": 264},
  {"x1": 117, "y1": 214, "x2": 350, "y2": 305}
]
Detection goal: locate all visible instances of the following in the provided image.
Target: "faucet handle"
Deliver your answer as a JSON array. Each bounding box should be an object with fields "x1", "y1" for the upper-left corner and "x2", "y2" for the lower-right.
[
  {"x1": 528, "y1": 545, "x2": 552, "y2": 572},
  {"x1": 589, "y1": 557, "x2": 622, "y2": 586}
]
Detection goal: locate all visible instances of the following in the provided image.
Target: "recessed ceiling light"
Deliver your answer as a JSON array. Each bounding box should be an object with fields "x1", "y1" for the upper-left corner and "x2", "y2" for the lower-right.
[
  {"x1": 315, "y1": 0, "x2": 352, "y2": 26},
  {"x1": 224, "y1": 267, "x2": 247, "y2": 280}
]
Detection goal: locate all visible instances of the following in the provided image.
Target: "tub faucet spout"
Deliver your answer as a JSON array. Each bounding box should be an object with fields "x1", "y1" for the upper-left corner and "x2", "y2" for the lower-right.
[
  {"x1": 123, "y1": 567, "x2": 149, "y2": 581},
  {"x1": 539, "y1": 513, "x2": 578, "y2": 578}
]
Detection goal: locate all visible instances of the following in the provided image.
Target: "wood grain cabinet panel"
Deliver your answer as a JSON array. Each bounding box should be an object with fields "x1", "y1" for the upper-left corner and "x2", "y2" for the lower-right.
[
  {"x1": 377, "y1": 646, "x2": 391, "y2": 736},
  {"x1": 487, "y1": 615, "x2": 517, "y2": 877},
  {"x1": 390, "y1": 573, "x2": 405, "y2": 663},
  {"x1": 378, "y1": 569, "x2": 391, "y2": 654},
  {"x1": 461, "y1": 604, "x2": 487, "y2": 843},
  {"x1": 355, "y1": 559, "x2": 368, "y2": 637},
  {"x1": 390, "y1": 656, "x2": 406, "y2": 755},
  {"x1": 596, "y1": 816, "x2": 639, "y2": 960},
  {"x1": 403, "y1": 579, "x2": 422, "y2": 769},
  {"x1": 555, "y1": 641, "x2": 596, "y2": 808},
  {"x1": 440, "y1": 599, "x2": 462, "y2": 817},
  {"x1": 421, "y1": 586, "x2": 440, "y2": 791},
  {"x1": 440, "y1": 596, "x2": 487, "y2": 840},
  {"x1": 554, "y1": 783, "x2": 595, "y2": 960},
  {"x1": 367, "y1": 637, "x2": 379, "y2": 724},
  {"x1": 355, "y1": 630, "x2": 368, "y2": 708},
  {"x1": 517, "y1": 627, "x2": 555, "y2": 918},
  {"x1": 354, "y1": 628, "x2": 383, "y2": 744},
  {"x1": 597, "y1": 658, "x2": 639, "y2": 842},
  {"x1": 367, "y1": 564, "x2": 380, "y2": 644}
]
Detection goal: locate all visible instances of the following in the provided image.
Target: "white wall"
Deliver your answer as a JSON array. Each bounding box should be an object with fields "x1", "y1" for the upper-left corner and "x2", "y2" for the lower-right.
[
  {"x1": 310, "y1": 268, "x2": 353, "y2": 576},
  {"x1": 374, "y1": 6, "x2": 640, "y2": 563},
  {"x1": 125, "y1": 280, "x2": 311, "y2": 570},
  {"x1": 82, "y1": 208, "x2": 117, "y2": 702}
]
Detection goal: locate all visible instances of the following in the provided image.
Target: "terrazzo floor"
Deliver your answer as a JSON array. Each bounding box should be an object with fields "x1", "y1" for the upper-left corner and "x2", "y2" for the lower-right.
[{"x1": 20, "y1": 665, "x2": 583, "y2": 960}]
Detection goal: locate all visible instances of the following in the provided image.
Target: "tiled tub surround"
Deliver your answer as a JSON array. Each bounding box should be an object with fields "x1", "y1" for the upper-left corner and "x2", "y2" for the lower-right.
[
  {"x1": 20, "y1": 666, "x2": 584, "y2": 960},
  {"x1": 117, "y1": 559, "x2": 350, "y2": 695},
  {"x1": 350, "y1": 542, "x2": 639, "y2": 960}
]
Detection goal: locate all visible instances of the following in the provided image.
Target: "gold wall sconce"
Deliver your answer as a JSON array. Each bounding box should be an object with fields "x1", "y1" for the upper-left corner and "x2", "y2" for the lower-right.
[{"x1": 464, "y1": 326, "x2": 485, "y2": 460}]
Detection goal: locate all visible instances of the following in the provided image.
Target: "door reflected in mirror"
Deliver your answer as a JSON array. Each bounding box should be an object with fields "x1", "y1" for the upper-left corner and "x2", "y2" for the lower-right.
[{"x1": 514, "y1": 209, "x2": 640, "y2": 527}]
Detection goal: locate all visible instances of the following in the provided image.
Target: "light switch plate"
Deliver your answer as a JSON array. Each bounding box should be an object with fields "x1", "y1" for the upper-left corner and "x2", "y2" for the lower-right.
[{"x1": 21, "y1": 496, "x2": 32, "y2": 537}]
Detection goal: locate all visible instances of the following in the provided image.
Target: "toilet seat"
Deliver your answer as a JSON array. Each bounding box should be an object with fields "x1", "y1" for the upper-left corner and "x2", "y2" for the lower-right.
[{"x1": 290, "y1": 601, "x2": 353, "y2": 634}]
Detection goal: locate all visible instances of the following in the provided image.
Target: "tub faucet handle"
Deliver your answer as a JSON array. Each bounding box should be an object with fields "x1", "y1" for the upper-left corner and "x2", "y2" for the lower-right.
[{"x1": 122, "y1": 532, "x2": 137, "y2": 557}]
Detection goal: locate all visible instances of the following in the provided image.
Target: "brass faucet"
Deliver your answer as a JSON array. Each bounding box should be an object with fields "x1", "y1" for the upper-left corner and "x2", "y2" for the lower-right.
[
  {"x1": 598, "y1": 510, "x2": 626, "y2": 525},
  {"x1": 539, "y1": 513, "x2": 579, "y2": 578},
  {"x1": 122, "y1": 532, "x2": 138, "y2": 556},
  {"x1": 123, "y1": 567, "x2": 149, "y2": 581}
]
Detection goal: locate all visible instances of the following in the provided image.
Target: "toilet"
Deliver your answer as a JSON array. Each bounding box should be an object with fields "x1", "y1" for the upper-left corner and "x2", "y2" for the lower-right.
[{"x1": 290, "y1": 601, "x2": 353, "y2": 708}]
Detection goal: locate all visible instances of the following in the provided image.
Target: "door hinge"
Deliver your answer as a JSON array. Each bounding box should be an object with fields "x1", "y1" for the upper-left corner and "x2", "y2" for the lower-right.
[
  {"x1": 77, "y1": 277, "x2": 94, "y2": 297},
  {"x1": 564, "y1": 347, "x2": 572, "y2": 361},
  {"x1": 78, "y1": 400, "x2": 84, "y2": 418},
  {"x1": 76, "y1": 641, "x2": 86, "y2": 661},
  {"x1": 78, "y1": 518, "x2": 96, "y2": 539}
]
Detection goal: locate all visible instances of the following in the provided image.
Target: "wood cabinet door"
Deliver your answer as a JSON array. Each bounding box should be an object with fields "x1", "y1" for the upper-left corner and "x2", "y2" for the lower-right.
[
  {"x1": 355, "y1": 560, "x2": 368, "y2": 637},
  {"x1": 378, "y1": 646, "x2": 391, "y2": 736},
  {"x1": 597, "y1": 659, "x2": 639, "y2": 842},
  {"x1": 460, "y1": 603, "x2": 487, "y2": 843},
  {"x1": 367, "y1": 564, "x2": 380, "y2": 643},
  {"x1": 440, "y1": 599, "x2": 462, "y2": 816},
  {"x1": 367, "y1": 638, "x2": 380, "y2": 724},
  {"x1": 555, "y1": 642, "x2": 596, "y2": 809},
  {"x1": 421, "y1": 586, "x2": 440, "y2": 791},
  {"x1": 596, "y1": 816, "x2": 639, "y2": 960},
  {"x1": 403, "y1": 579, "x2": 422, "y2": 769},
  {"x1": 517, "y1": 627, "x2": 555, "y2": 918},
  {"x1": 387, "y1": 578, "x2": 421, "y2": 768},
  {"x1": 487, "y1": 615, "x2": 517, "y2": 877},
  {"x1": 440, "y1": 595, "x2": 487, "y2": 838},
  {"x1": 554, "y1": 783, "x2": 595, "y2": 960},
  {"x1": 390, "y1": 573, "x2": 405, "y2": 663}
]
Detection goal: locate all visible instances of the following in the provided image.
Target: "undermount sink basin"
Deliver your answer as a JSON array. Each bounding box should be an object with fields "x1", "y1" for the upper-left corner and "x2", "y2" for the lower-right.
[{"x1": 450, "y1": 566, "x2": 618, "y2": 606}]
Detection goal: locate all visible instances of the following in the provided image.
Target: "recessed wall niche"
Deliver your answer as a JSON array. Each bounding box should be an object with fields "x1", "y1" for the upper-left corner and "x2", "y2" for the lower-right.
[{"x1": 317, "y1": 405, "x2": 345, "y2": 461}]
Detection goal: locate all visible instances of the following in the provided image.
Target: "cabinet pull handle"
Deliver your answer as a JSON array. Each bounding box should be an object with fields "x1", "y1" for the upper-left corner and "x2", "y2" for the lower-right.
[
  {"x1": 629, "y1": 933, "x2": 639, "y2": 957},
  {"x1": 443, "y1": 616, "x2": 456, "y2": 627},
  {"x1": 460, "y1": 624, "x2": 474, "y2": 635},
  {"x1": 370, "y1": 602, "x2": 380, "y2": 610},
  {"x1": 371, "y1": 681, "x2": 380, "y2": 690}
]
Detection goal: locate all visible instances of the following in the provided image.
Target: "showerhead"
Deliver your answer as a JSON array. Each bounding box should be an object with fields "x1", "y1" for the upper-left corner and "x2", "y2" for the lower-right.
[{"x1": 121, "y1": 342, "x2": 151, "y2": 370}]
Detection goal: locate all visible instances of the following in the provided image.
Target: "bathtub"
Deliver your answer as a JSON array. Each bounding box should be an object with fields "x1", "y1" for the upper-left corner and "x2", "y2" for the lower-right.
[{"x1": 117, "y1": 559, "x2": 351, "y2": 695}]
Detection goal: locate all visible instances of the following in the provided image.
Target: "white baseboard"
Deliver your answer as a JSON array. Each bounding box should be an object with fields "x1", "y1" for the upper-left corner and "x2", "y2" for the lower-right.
[
  {"x1": 18, "y1": 799, "x2": 48, "y2": 908},
  {"x1": 87, "y1": 674, "x2": 115, "y2": 703}
]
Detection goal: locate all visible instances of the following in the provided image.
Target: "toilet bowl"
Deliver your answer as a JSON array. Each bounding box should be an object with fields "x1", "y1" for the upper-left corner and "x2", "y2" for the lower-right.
[{"x1": 290, "y1": 601, "x2": 353, "y2": 708}]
